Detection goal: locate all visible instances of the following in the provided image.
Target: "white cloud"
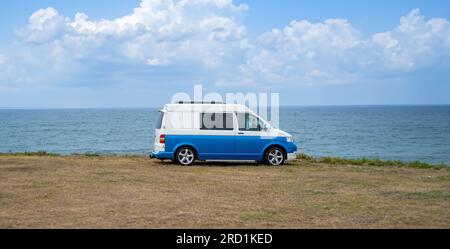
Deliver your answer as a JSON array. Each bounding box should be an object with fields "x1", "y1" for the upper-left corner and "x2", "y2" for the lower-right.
[
  {"x1": 372, "y1": 32, "x2": 398, "y2": 49},
  {"x1": 371, "y1": 9, "x2": 450, "y2": 71},
  {"x1": 16, "y1": 0, "x2": 248, "y2": 70},
  {"x1": 0, "y1": 54, "x2": 6, "y2": 66},
  {"x1": 18, "y1": 7, "x2": 68, "y2": 44},
  {"x1": 0, "y1": 53, "x2": 38, "y2": 85},
  {"x1": 240, "y1": 9, "x2": 450, "y2": 85},
  {"x1": 240, "y1": 18, "x2": 364, "y2": 85},
  {"x1": 2, "y1": 4, "x2": 450, "y2": 89},
  {"x1": 0, "y1": 54, "x2": 8, "y2": 80}
]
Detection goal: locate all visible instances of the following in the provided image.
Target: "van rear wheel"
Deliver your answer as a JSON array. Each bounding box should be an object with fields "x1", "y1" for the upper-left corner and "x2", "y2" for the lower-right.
[
  {"x1": 265, "y1": 147, "x2": 285, "y2": 166},
  {"x1": 175, "y1": 147, "x2": 196, "y2": 166}
]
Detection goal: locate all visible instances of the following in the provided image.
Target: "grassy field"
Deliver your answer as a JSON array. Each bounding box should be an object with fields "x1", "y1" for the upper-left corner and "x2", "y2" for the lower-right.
[{"x1": 0, "y1": 154, "x2": 449, "y2": 228}]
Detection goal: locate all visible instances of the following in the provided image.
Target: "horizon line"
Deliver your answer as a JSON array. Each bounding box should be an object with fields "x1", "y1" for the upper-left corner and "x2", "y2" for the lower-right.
[{"x1": 1, "y1": 104, "x2": 450, "y2": 110}]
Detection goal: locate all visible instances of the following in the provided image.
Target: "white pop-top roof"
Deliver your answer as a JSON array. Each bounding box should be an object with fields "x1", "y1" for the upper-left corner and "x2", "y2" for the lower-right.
[{"x1": 163, "y1": 103, "x2": 253, "y2": 114}]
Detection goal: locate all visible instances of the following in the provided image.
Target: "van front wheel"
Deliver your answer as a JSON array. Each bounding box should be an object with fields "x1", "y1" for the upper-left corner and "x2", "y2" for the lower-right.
[
  {"x1": 175, "y1": 147, "x2": 196, "y2": 166},
  {"x1": 265, "y1": 147, "x2": 285, "y2": 166}
]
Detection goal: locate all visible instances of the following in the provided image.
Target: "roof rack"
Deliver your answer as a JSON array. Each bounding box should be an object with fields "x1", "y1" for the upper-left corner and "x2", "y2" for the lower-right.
[{"x1": 175, "y1": 101, "x2": 225, "y2": 104}]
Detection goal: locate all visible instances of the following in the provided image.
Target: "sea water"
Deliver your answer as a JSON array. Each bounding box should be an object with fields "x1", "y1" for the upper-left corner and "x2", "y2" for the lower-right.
[{"x1": 1, "y1": 106, "x2": 449, "y2": 164}]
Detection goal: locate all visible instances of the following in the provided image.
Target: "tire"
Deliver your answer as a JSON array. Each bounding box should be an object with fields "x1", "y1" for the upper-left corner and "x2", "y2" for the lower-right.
[
  {"x1": 175, "y1": 146, "x2": 196, "y2": 166},
  {"x1": 264, "y1": 147, "x2": 285, "y2": 166}
]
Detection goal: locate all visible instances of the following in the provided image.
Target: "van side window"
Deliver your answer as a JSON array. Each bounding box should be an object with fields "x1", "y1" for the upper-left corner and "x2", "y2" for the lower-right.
[
  {"x1": 237, "y1": 113, "x2": 262, "y2": 131},
  {"x1": 200, "y1": 113, "x2": 234, "y2": 130}
]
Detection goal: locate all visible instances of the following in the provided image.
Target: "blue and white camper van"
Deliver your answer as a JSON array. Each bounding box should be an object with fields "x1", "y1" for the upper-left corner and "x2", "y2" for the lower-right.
[{"x1": 151, "y1": 102, "x2": 297, "y2": 166}]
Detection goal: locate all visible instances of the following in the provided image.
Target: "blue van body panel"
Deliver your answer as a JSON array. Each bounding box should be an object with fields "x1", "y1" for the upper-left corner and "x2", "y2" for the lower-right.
[
  {"x1": 153, "y1": 134, "x2": 297, "y2": 161},
  {"x1": 166, "y1": 135, "x2": 235, "y2": 160}
]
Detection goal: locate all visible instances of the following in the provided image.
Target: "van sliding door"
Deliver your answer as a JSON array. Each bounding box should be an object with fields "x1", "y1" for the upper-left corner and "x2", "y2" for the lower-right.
[{"x1": 196, "y1": 112, "x2": 235, "y2": 160}]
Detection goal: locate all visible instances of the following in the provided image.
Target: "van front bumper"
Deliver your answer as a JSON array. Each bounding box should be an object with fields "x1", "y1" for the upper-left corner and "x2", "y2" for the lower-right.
[
  {"x1": 285, "y1": 141, "x2": 297, "y2": 161},
  {"x1": 287, "y1": 152, "x2": 297, "y2": 161}
]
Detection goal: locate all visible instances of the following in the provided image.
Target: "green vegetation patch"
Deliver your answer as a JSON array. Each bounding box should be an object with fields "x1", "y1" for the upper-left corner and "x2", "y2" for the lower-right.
[
  {"x1": 240, "y1": 209, "x2": 278, "y2": 221},
  {"x1": 381, "y1": 190, "x2": 450, "y2": 201},
  {"x1": 296, "y1": 153, "x2": 449, "y2": 170},
  {"x1": 0, "y1": 151, "x2": 60, "y2": 157},
  {"x1": 83, "y1": 153, "x2": 100, "y2": 157},
  {"x1": 0, "y1": 191, "x2": 12, "y2": 199}
]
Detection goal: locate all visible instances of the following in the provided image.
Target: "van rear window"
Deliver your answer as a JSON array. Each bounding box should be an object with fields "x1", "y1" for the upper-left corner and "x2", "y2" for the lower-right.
[
  {"x1": 156, "y1": 111, "x2": 164, "y2": 129},
  {"x1": 200, "y1": 113, "x2": 234, "y2": 130}
]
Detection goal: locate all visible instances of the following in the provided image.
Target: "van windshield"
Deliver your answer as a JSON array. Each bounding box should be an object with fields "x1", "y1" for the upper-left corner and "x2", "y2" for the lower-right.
[{"x1": 156, "y1": 111, "x2": 164, "y2": 129}]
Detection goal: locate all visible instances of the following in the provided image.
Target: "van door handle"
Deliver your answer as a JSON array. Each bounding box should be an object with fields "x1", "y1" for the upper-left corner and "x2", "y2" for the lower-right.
[{"x1": 238, "y1": 132, "x2": 245, "y2": 135}]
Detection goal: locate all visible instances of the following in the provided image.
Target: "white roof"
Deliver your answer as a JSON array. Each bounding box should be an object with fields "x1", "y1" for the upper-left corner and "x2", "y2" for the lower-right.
[{"x1": 163, "y1": 103, "x2": 253, "y2": 113}]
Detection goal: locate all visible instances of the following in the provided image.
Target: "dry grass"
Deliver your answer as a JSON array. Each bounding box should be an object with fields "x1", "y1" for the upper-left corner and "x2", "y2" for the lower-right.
[{"x1": 0, "y1": 155, "x2": 449, "y2": 228}]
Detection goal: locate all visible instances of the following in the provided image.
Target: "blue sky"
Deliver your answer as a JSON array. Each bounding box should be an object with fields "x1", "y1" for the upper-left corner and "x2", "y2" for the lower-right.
[{"x1": 0, "y1": 0, "x2": 450, "y2": 108}]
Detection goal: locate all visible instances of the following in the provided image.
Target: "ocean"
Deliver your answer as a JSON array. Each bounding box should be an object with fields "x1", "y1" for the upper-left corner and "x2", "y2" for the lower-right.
[{"x1": 1, "y1": 106, "x2": 449, "y2": 164}]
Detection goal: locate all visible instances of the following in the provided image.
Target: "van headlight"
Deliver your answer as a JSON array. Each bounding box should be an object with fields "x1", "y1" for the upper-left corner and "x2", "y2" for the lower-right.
[{"x1": 287, "y1": 136, "x2": 293, "y2": 142}]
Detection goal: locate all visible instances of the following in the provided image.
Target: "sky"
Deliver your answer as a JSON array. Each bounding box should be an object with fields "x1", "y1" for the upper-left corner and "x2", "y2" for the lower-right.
[{"x1": 0, "y1": 0, "x2": 450, "y2": 108}]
